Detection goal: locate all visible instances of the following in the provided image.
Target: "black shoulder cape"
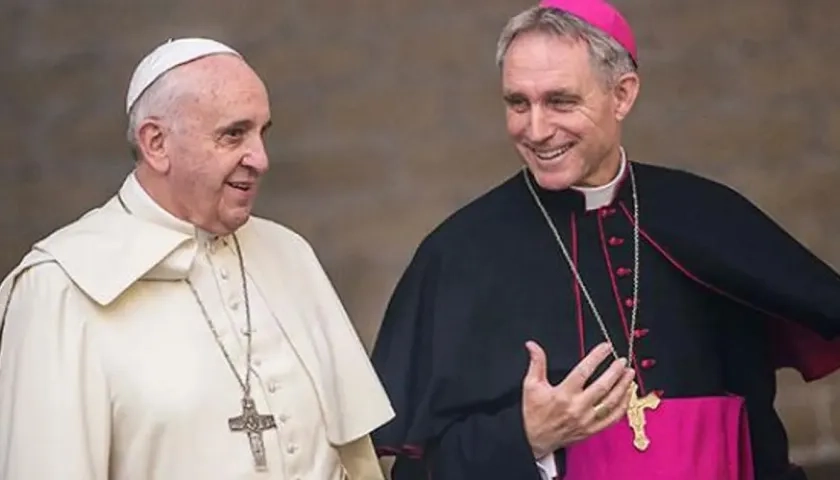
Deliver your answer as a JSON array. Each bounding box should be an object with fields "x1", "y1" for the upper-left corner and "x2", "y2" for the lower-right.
[{"x1": 371, "y1": 161, "x2": 840, "y2": 458}]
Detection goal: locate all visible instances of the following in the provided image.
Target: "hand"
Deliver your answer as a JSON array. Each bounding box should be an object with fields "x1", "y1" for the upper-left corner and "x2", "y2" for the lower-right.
[{"x1": 521, "y1": 341, "x2": 635, "y2": 458}]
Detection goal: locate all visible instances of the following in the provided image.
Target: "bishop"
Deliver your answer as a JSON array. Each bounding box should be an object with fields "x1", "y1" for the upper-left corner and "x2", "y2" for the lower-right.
[{"x1": 370, "y1": 2, "x2": 840, "y2": 480}]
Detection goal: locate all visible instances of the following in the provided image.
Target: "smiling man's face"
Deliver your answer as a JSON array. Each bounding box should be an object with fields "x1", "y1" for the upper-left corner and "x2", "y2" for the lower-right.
[{"x1": 502, "y1": 30, "x2": 630, "y2": 190}]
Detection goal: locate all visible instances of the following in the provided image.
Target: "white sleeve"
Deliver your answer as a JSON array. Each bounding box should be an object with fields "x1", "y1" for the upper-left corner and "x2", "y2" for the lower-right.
[
  {"x1": 536, "y1": 453, "x2": 558, "y2": 479},
  {"x1": 0, "y1": 264, "x2": 111, "y2": 480}
]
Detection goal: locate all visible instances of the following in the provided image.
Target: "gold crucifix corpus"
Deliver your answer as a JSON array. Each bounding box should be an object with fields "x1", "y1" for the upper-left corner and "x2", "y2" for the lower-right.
[
  {"x1": 229, "y1": 396, "x2": 278, "y2": 471},
  {"x1": 626, "y1": 381, "x2": 660, "y2": 451}
]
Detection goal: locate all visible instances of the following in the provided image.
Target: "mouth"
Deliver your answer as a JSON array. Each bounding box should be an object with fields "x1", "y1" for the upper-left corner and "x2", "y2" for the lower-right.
[
  {"x1": 225, "y1": 181, "x2": 254, "y2": 192},
  {"x1": 531, "y1": 142, "x2": 576, "y2": 162}
]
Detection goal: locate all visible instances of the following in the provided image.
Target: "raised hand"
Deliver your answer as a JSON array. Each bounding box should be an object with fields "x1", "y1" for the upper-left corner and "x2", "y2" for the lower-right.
[{"x1": 521, "y1": 341, "x2": 635, "y2": 458}]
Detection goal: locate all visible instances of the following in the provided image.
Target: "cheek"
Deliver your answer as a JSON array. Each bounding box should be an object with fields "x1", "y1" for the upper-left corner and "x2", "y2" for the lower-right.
[
  {"x1": 223, "y1": 156, "x2": 244, "y2": 175},
  {"x1": 168, "y1": 156, "x2": 196, "y2": 183},
  {"x1": 581, "y1": 102, "x2": 616, "y2": 134},
  {"x1": 199, "y1": 153, "x2": 238, "y2": 185},
  {"x1": 172, "y1": 157, "x2": 222, "y2": 199},
  {"x1": 558, "y1": 111, "x2": 598, "y2": 135},
  {"x1": 505, "y1": 111, "x2": 527, "y2": 138}
]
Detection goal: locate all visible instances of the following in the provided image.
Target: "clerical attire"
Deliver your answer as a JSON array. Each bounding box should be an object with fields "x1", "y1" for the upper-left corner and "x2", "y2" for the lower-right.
[
  {"x1": 0, "y1": 173, "x2": 393, "y2": 479},
  {"x1": 371, "y1": 153, "x2": 840, "y2": 480}
]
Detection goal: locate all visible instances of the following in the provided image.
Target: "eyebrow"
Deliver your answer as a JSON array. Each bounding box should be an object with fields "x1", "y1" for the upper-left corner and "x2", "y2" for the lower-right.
[
  {"x1": 543, "y1": 90, "x2": 582, "y2": 101},
  {"x1": 261, "y1": 119, "x2": 272, "y2": 134},
  {"x1": 502, "y1": 89, "x2": 582, "y2": 102},
  {"x1": 216, "y1": 119, "x2": 254, "y2": 135},
  {"x1": 215, "y1": 119, "x2": 273, "y2": 135}
]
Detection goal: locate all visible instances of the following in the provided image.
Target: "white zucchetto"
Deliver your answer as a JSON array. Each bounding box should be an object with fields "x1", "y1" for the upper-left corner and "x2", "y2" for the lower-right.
[{"x1": 125, "y1": 37, "x2": 241, "y2": 114}]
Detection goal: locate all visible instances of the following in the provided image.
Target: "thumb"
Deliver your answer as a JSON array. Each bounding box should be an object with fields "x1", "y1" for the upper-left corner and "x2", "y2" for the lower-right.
[{"x1": 523, "y1": 340, "x2": 548, "y2": 387}]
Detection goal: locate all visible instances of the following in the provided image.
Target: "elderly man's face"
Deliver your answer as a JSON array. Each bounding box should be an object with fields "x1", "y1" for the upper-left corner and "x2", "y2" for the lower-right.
[
  {"x1": 502, "y1": 30, "x2": 635, "y2": 190},
  {"x1": 163, "y1": 55, "x2": 271, "y2": 235}
]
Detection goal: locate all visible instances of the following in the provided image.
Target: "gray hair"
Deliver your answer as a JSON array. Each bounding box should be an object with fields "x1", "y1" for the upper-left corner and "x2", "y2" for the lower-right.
[
  {"x1": 125, "y1": 69, "x2": 191, "y2": 160},
  {"x1": 495, "y1": 6, "x2": 636, "y2": 86}
]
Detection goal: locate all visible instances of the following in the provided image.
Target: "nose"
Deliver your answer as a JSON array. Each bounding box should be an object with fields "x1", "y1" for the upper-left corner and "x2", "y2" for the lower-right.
[
  {"x1": 526, "y1": 107, "x2": 553, "y2": 144},
  {"x1": 242, "y1": 138, "x2": 270, "y2": 175}
]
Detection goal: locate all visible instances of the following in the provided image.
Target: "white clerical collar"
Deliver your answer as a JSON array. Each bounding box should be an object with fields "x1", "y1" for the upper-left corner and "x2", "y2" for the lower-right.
[
  {"x1": 119, "y1": 172, "x2": 223, "y2": 249},
  {"x1": 572, "y1": 147, "x2": 627, "y2": 211}
]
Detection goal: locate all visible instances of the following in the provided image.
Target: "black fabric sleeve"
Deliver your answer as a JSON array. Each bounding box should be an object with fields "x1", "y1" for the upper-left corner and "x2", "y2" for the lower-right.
[{"x1": 391, "y1": 401, "x2": 547, "y2": 480}]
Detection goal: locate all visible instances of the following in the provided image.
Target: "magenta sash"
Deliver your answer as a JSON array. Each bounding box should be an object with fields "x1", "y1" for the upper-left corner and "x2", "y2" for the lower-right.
[{"x1": 563, "y1": 395, "x2": 754, "y2": 479}]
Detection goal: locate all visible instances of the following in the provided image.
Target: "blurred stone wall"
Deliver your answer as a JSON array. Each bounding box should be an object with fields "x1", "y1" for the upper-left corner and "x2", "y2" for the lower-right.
[{"x1": 1, "y1": 0, "x2": 838, "y2": 475}]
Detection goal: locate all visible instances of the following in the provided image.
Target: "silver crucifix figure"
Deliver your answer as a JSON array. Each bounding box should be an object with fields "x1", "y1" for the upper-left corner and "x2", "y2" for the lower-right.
[{"x1": 228, "y1": 396, "x2": 278, "y2": 470}]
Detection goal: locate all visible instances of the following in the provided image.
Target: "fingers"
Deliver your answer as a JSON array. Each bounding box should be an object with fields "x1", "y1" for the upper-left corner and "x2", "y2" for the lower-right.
[
  {"x1": 577, "y1": 357, "x2": 630, "y2": 407},
  {"x1": 559, "y1": 342, "x2": 612, "y2": 391},
  {"x1": 523, "y1": 340, "x2": 548, "y2": 388},
  {"x1": 591, "y1": 368, "x2": 636, "y2": 430}
]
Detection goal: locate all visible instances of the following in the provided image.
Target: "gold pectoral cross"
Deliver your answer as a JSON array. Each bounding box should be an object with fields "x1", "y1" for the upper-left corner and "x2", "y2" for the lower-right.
[
  {"x1": 228, "y1": 396, "x2": 278, "y2": 471},
  {"x1": 626, "y1": 381, "x2": 660, "y2": 451}
]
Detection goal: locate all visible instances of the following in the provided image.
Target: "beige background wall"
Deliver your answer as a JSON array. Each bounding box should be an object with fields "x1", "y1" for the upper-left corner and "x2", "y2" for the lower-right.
[{"x1": 2, "y1": 0, "x2": 839, "y2": 476}]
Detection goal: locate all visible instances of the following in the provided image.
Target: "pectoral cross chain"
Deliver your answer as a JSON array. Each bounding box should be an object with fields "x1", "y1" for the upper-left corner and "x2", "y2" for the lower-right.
[
  {"x1": 228, "y1": 396, "x2": 278, "y2": 470},
  {"x1": 626, "y1": 381, "x2": 660, "y2": 451}
]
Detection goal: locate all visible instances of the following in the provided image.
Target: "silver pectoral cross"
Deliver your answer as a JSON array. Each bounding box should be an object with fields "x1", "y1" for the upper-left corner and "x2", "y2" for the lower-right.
[{"x1": 228, "y1": 396, "x2": 278, "y2": 471}]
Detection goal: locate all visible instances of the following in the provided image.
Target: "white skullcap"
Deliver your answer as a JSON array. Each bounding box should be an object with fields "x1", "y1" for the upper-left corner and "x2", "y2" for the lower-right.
[{"x1": 125, "y1": 37, "x2": 242, "y2": 114}]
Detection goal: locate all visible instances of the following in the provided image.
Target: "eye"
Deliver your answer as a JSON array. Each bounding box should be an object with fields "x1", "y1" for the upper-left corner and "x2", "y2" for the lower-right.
[
  {"x1": 547, "y1": 96, "x2": 576, "y2": 110},
  {"x1": 504, "y1": 96, "x2": 529, "y2": 113},
  {"x1": 223, "y1": 127, "x2": 246, "y2": 141}
]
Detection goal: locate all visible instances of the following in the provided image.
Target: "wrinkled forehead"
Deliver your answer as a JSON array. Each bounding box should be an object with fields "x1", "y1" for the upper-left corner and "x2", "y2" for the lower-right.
[
  {"x1": 177, "y1": 55, "x2": 271, "y2": 125},
  {"x1": 502, "y1": 31, "x2": 596, "y2": 96}
]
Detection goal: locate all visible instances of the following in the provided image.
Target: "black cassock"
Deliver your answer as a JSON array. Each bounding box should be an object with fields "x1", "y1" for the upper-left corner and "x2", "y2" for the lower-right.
[{"x1": 371, "y1": 162, "x2": 840, "y2": 480}]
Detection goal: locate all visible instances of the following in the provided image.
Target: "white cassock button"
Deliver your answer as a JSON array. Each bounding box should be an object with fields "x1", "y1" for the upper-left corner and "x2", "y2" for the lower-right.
[
  {"x1": 252, "y1": 358, "x2": 262, "y2": 367},
  {"x1": 230, "y1": 300, "x2": 240, "y2": 311},
  {"x1": 268, "y1": 381, "x2": 279, "y2": 393},
  {"x1": 219, "y1": 268, "x2": 229, "y2": 280},
  {"x1": 277, "y1": 413, "x2": 288, "y2": 423},
  {"x1": 240, "y1": 326, "x2": 253, "y2": 337},
  {"x1": 287, "y1": 444, "x2": 297, "y2": 455}
]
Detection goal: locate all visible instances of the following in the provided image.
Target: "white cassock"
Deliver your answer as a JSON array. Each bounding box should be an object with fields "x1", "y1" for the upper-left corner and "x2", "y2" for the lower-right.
[{"x1": 0, "y1": 173, "x2": 395, "y2": 479}]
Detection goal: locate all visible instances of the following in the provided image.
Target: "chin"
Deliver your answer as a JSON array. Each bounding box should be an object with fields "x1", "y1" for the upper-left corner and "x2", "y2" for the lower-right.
[{"x1": 221, "y1": 211, "x2": 252, "y2": 233}]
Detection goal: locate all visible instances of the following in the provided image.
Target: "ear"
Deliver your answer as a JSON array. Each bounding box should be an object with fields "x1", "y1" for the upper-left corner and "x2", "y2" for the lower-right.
[
  {"x1": 134, "y1": 118, "x2": 171, "y2": 174},
  {"x1": 612, "y1": 72, "x2": 640, "y2": 122}
]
